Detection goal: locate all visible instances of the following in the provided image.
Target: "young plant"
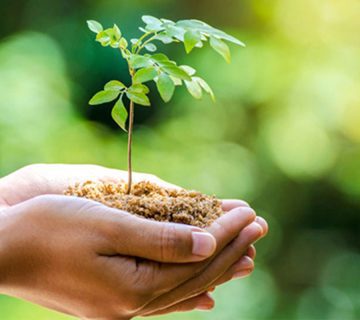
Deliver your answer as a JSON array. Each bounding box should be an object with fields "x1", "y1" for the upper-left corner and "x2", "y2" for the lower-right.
[{"x1": 87, "y1": 16, "x2": 244, "y2": 194}]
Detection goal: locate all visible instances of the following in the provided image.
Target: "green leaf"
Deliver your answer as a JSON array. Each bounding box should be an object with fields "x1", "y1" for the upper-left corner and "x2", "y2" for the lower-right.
[
  {"x1": 108, "y1": 28, "x2": 121, "y2": 48},
  {"x1": 170, "y1": 76, "x2": 182, "y2": 86},
  {"x1": 96, "y1": 28, "x2": 121, "y2": 48},
  {"x1": 111, "y1": 98, "x2": 128, "y2": 131},
  {"x1": 87, "y1": 20, "x2": 103, "y2": 34},
  {"x1": 119, "y1": 38, "x2": 128, "y2": 49},
  {"x1": 113, "y1": 24, "x2": 121, "y2": 38},
  {"x1": 142, "y1": 15, "x2": 162, "y2": 26},
  {"x1": 96, "y1": 31, "x2": 111, "y2": 46},
  {"x1": 154, "y1": 33, "x2": 174, "y2": 44},
  {"x1": 176, "y1": 19, "x2": 245, "y2": 46},
  {"x1": 161, "y1": 65, "x2": 191, "y2": 81},
  {"x1": 184, "y1": 30, "x2": 201, "y2": 53},
  {"x1": 185, "y1": 79, "x2": 202, "y2": 99},
  {"x1": 104, "y1": 80, "x2": 126, "y2": 91},
  {"x1": 145, "y1": 25, "x2": 164, "y2": 32},
  {"x1": 193, "y1": 77, "x2": 215, "y2": 102},
  {"x1": 133, "y1": 67, "x2": 158, "y2": 84},
  {"x1": 129, "y1": 54, "x2": 151, "y2": 69},
  {"x1": 145, "y1": 43, "x2": 157, "y2": 52},
  {"x1": 89, "y1": 90, "x2": 120, "y2": 105},
  {"x1": 142, "y1": 16, "x2": 164, "y2": 33},
  {"x1": 179, "y1": 65, "x2": 196, "y2": 76},
  {"x1": 156, "y1": 73, "x2": 175, "y2": 102},
  {"x1": 128, "y1": 84, "x2": 150, "y2": 94},
  {"x1": 156, "y1": 60, "x2": 176, "y2": 68},
  {"x1": 161, "y1": 18, "x2": 175, "y2": 25},
  {"x1": 151, "y1": 53, "x2": 170, "y2": 63},
  {"x1": 165, "y1": 25, "x2": 185, "y2": 41},
  {"x1": 195, "y1": 41, "x2": 204, "y2": 48},
  {"x1": 126, "y1": 92, "x2": 151, "y2": 106},
  {"x1": 210, "y1": 36, "x2": 231, "y2": 63}
]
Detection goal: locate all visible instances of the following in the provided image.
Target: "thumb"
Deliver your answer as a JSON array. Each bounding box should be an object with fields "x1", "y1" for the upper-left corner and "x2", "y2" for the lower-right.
[{"x1": 107, "y1": 211, "x2": 217, "y2": 263}]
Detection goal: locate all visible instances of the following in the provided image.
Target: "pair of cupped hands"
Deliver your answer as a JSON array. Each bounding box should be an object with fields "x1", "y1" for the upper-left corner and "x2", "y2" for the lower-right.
[{"x1": 0, "y1": 164, "x2": 268, "y2": 320}]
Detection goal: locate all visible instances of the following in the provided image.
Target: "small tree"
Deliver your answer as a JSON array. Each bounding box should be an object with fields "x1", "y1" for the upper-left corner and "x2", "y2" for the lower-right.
[{"x1": 87, "y1": 16, "x2": 244, "y2": 194}]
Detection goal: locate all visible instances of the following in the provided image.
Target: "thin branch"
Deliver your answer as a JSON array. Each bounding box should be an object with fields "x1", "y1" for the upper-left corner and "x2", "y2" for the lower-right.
[
  {"x1": 136, "y1": 33, "x2": 158, "y2": 54},
  {"x1": 132, "y1": 31, "x2": 155, "y2": 53}
]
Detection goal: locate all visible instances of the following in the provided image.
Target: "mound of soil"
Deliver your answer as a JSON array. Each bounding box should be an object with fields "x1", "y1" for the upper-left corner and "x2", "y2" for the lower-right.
[{"x1": 64, "y1": 180, "x2": 223, "y2": 228}]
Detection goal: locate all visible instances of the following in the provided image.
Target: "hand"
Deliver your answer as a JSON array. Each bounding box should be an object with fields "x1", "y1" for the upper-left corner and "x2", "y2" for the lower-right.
[
  {"x1": 0, "y1": 164, "x2": 268, "y2": 319},
  {"x1": 0, "y1": 163, "x2": 178, "y2": 209}
]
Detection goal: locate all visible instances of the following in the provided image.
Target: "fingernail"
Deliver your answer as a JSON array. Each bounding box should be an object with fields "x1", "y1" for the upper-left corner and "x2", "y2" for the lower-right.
[
  {"x1": 255, "y1": 216, "x2": 268, "y2": 236},
  {"x1": 233, "y1": 269, "x2": 252, "y2": 279},
  {"x1": 253, "y1": 222, "x2": 264, "y2": 234},
  {"x1": 238, "y1": 207, "x2": 256, "y2": 222},
  {"x1": 246, "y1": 246, "x2": 256, "y2": 259},
  {"x1": 234, "y1": 256, "x2": 253, "y2": 271},
  {"x1": 192, "y1": 232, "x2": 216, "y2": 257},
  {"x1": 196, "y1": 301, "x2": 214, "y2": 310}
]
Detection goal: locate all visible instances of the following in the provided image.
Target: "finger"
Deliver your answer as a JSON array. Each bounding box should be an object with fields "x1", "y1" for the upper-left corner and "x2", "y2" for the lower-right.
[
  {"x1": 213, "y1": 255, "x2": 255, "y2": 287},
  {"x1": 255, "y1": 216, "x2": 269, "y2": 237},
  {"x1": 221, "y1": 199, "x2": 250, "y2": 211},
  {"x1": 32, "y1": 195, "x2": 216, "y2": 264},
  {"x1": 145, "y1": 206, "x2": 256, "y2": 290},
  {"x1": 206, "y1": 206, "x2": 257, "y2": 255},
  {"x1": 98, "y1": 205, "x2": 217, "y2": 263},
  {"x1": 247, "y1": 245, "x2": 256, "y2": 259},
  {"x1": 143, "y1": 292, "x2": 214, "y2": 316},
  {"x1": 207, "y1": 253, "x2": 255, "y2": 290},
  {"x1": 142, "y1": 221, "x2": 263, "y2": 313}
]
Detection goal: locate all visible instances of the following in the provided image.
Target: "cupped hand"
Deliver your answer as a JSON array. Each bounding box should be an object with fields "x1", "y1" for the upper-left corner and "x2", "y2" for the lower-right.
[
  {"x1": 0, "y1": 164, "x2": 178, "y2": 209},
  {"x1": 0, "y1": 164, "x2": 268, "y2": 319}
]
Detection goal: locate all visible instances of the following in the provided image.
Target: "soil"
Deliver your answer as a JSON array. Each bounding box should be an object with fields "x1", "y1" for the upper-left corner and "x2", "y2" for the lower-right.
[{"x1": 64, "y1": 180, "x2": 223, "y2": 228}]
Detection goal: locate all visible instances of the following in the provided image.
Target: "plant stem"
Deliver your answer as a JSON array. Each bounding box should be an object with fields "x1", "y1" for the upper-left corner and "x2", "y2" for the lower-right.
[
  {"x1": 132, "y1": 32, "x2": 152, "y2": 53},
  {"x1": 126, "y1": 98, "x2": 134, "y2": 194},
  {"x1": 126, "y1": 65, "x2": 135, "y2": 195},
  {"x1": 136, "y1": 33, "x2": 158, "y2": 54}
]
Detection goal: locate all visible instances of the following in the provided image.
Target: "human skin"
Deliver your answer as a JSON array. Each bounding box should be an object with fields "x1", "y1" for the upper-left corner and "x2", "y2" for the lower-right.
[{"x1": 0, "y1": 164, "x2": 268, "y2": 319}]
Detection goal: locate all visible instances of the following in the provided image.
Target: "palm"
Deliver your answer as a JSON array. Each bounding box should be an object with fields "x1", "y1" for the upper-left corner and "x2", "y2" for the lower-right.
[{"x1": 0, "y1": 164, "x2": 177, "y2": 209}]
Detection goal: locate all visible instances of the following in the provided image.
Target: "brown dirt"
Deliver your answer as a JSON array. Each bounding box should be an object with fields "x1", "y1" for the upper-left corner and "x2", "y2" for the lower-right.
[{"x1": 64, "y1": 180, "x2": 223, "y2": 228}]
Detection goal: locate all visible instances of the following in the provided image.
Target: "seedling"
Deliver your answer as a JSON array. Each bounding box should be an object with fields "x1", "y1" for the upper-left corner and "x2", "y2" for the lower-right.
[{"x1": 87, "y1": 16, "x2": 244, "y2": 194}]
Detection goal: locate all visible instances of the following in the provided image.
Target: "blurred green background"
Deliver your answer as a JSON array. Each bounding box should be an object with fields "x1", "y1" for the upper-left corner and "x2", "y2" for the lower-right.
[{"x1": 0, "y1": 0, "x2": 359, "y2": 319}]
